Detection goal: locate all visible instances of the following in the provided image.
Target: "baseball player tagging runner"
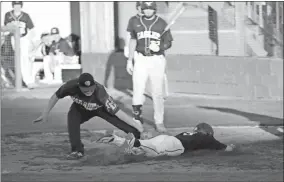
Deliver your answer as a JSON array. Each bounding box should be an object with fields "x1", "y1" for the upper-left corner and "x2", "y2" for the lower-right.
[
  {"x1": 126, "y1": 1, "x2": 173, "y2": 133},
  {"x1": 4, "y1": 1, "x2": 36, "y2": 89},
  {"x1": 98, "y1": 123, "x2": 236, "y2": 157},
  {"x1": 33, "y1": 73, "x2": 143, "y2": 160}
]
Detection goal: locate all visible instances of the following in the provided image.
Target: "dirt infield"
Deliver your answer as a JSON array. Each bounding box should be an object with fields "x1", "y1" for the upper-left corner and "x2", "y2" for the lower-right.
[
  {"x1": 1, "y1": 127, "x2": 283, "y2": 182},
  {"x1": 1, "y1": 93, "x2": 283, "y2": 181}
]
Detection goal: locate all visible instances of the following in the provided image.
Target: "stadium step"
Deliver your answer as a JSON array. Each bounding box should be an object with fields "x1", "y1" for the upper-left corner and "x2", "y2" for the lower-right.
[{"x1": 168, "y1": 30, "x2": 238, "y2": 56}]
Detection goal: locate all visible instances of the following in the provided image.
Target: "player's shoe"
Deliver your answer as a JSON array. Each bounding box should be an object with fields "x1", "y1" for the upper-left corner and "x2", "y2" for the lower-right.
[
  {"x1": 66, "y1": 151, "x2": 84, "y2": 160},
  {"x1": 97, "y1": 133, "x2": 127, "y2": 147},
  {"x1": 96, "y1": 134, "x2": 115, "y2": 144},
  {"x1": 156, "y1": 123, "x2": 167, "y2": 133},
  {"x1": 132, "y1": 105, "x2": 143, "y2": 124}
]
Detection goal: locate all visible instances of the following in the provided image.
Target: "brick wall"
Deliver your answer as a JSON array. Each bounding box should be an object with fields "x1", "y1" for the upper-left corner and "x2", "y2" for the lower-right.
[{"x1": 82, "y1": 52, "x2": 283, "y2": 100}]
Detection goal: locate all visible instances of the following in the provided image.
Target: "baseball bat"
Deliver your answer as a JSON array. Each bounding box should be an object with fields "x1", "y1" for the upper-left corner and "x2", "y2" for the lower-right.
[{"x1": 160, "y1": 3, "x2": 187, "y2": 37}]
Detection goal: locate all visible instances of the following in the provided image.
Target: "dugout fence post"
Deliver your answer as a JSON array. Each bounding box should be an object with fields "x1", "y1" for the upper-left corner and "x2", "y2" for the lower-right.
[
  {"x1": 235, "y1": 2, "x2": 246, "y2": 56},
  {"x1": 14, "y1": 27, "x2": 22, "y2": 91}
]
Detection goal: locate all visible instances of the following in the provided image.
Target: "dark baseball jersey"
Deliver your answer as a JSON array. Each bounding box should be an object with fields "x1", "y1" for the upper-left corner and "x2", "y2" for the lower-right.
[
  {"x1": 175, "y1": 132, "x2": 227, "y2": 152},
  {"x1": 55, "y1": 79, "x2": 120, "y2": 115},
  {"x1": 127, "y1": 15, "x2": 173, "y2": 56},
  {"x1": 49, "y1": 38, "x2": 75, "y2": 56},
  {"x1": 4, "y1": 10, "x2": 34, "y2": 37}
]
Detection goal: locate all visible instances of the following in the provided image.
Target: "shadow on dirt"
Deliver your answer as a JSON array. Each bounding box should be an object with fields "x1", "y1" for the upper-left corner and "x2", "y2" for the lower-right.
[
  {"x1": 197, "y1": 106, "x2": 283, "y2": 136},
  {"x1": 197, "y1": 106, "x2": 283, "y2": 126}
]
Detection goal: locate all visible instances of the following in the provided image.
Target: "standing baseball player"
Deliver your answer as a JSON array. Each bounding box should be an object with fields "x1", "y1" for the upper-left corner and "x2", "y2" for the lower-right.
[
  {"x1": 126, "y1": 1, "x2": 173, "y2": 133},
  {"x1": 4, "y1": 1, "x2": 36, "y2": 89},
  {"x1": 124, "y1": 2, "x2": 169, "y2": 100},
  {"x1": 33, "y1": 73, "x2": 143, "y2": 159},
  {"x1": 98, "y1": 123, "x2": 236, "y2": 157}
]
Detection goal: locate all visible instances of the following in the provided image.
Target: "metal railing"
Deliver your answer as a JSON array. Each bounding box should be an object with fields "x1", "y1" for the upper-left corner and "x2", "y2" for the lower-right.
[{"x1": 246, "y1": 1, "x2": 283, "y2": 58}]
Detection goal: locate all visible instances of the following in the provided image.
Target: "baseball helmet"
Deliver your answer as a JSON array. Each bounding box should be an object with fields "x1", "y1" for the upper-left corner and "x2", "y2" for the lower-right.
[
  {"x1": 12, "y1": 1, "x2": 23, "y2": 7},
  {"x1": 140, "y1": 1, "x2": 157, "y2": 10},
  {"x1": 194, "y1": 123, "x2": 214, "y2": 136},
  {"x1": 136, "y1": 1, "x2": 142, "y2": 9}
]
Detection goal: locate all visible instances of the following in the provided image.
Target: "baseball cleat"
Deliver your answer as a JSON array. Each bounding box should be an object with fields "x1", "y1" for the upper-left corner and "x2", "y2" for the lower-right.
[
  {"x1": 66, "y1": 151, "x2": 84, "y2": 160},
  {"x1": 96, "y1": 134, "x2": 115, "y2": 144}
]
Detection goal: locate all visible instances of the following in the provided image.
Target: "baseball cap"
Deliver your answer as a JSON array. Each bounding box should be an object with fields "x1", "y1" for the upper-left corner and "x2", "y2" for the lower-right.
[
  {"x1": 78, "y1": 73, "x2": 95, "y2": 87},
  {"x1": 12, "y1": 1, "x2": 23, "y2": 6},
  {"x1": 50, "y1": 27, "x2": 60, "y2": 35}
]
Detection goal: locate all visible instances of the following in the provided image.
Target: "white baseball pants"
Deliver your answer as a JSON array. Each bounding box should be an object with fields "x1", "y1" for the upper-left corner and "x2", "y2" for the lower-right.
[
  {"x1": 138, "y1": 135, "x2": 185, "y2": 157},
  {"x1": 11, "y1": 36, "x2": 34, "y2": 86},
  {"x1": 133, "y1": 52, "x2": 167, "y2": 124},
  {"x1": 43, "y1": 55, "x2": 79, "y2": 82}
]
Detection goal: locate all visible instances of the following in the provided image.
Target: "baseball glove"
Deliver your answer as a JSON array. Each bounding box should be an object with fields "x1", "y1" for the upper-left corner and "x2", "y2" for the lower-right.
[{"x1": 149, "y1": 40, "x2": 160, "y2": 52}]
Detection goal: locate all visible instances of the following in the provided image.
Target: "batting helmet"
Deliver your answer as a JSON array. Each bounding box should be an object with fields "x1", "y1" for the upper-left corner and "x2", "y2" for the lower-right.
[
  {"x1": 12, "y1": 1, "x2": 23, "y2": 7},
  {"x1": 140, "y1": 1, "x2": 157, "y2": 10},
  {"x1": 194, "y1": 123, "x2": 214, "y2": 136},
  {"x1": 136, "y1": 1, "x2": 142, "y2": 9}
]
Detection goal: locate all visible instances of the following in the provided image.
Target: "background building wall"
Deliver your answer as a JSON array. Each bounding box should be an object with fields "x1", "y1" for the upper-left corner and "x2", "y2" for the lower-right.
[{"x1": 79, "y1": 2, "x2": 283, "y2": 100}]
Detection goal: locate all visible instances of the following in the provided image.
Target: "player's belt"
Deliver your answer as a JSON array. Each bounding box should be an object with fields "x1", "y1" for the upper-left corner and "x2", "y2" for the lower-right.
[{"x1": 136, "y1": 51, "x2": 163, "y2": 57}]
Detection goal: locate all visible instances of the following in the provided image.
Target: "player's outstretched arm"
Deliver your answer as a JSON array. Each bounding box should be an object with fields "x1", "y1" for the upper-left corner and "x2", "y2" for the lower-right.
[
  {"x1": 207, "y1": 137, "x2": 236, "y2": 152},
  {"x1": 115, "y1": 110, "x2": 144, "y2": 133},
  {"x1": 33, "y1": 93, "x2": 59, "y2": 123}
]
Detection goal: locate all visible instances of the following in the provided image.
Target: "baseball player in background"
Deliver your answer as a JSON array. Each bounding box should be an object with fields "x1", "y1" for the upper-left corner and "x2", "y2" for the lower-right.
[
  {"x1": 42, "y1": 27, "x2": 79, "y2": 83},
  {"x1": 98, "y1": 123, "x2": 237, "y2": 157},
  {"x1": 33, "y1": 73, "x2": 143, "y2": 160},
  {"x1": 4, "y1": 1, "x2": 36, "y2": 89},
  {"x1": 126, "y1": 1, "x2": 173, "y2": 133},
  {"x1": 124, "y1": 2, "x2": 169, "y2": 100},
  {"x1": 29, "y1": 32, "x2": 52, "y2": 81}
]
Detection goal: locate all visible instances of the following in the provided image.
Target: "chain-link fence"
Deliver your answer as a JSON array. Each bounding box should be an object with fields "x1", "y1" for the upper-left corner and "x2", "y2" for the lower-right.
[{"x1": 1, "y1": 25, "x2": 22, "y2": 91}]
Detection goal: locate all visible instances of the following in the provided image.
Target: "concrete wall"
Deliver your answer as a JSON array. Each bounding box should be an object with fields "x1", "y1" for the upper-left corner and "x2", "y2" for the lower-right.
[{"x1": 82, "y1": 53, "x2": 283, "y2": 100}]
